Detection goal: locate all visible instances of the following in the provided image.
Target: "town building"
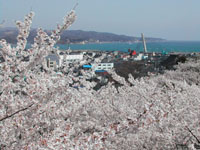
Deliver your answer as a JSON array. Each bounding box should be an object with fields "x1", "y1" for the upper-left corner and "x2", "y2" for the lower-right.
[
  {"x1": 59, "y1": 52, "x2": 84, "y2": 65},
  {"x1": 46, "y1": 54, "x2": 60, "y2": 69},
  {"x1": 93, "y1": 63, "x2": 114, "y2": 71}
]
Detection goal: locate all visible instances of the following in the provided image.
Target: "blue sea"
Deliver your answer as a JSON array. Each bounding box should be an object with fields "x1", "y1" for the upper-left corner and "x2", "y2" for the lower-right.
[
  {"x1": 3, "y1": 41, "x2": 200, "y2": 53},
  {"x1": 56, "y1": 41, "x2": 200, "y2": 53}
]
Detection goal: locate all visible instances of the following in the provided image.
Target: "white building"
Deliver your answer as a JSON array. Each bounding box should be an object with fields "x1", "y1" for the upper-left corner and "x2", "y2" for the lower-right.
[
  {"x1": 66, "y1": 54, "x2": 83, "y2": 62},
  {"x1": 134, "y1": 53, "x2": 148, "y2": 61},
  {"x1": 59, "y1": 53, "x2": 84, "y2": 66},
  {"x1": 134, "y1": 53, "x2": 143, "y2": 61},
  {"x1": 93, "y1": 63, "x2": 114, "y2": 71}
]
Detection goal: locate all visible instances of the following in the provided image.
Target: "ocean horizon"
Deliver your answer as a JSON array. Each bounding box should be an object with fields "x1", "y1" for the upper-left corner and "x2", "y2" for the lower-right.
[
  {"x1": 55, "y1": 41, "x2": 200, "y2": 53},
  {"x1": 4, "y1": 41, "x2": 200, "y2": 53}
]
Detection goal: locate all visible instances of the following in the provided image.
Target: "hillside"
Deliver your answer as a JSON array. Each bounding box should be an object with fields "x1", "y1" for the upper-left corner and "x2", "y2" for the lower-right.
[{"x1": 0, "y1": 27, "x2": 165, "y2": 44}]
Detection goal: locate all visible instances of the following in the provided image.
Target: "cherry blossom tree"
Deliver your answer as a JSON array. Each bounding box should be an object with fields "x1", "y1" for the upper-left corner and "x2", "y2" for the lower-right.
[{"x1": 1, "y1": 7, "x2": 200, "y2": 150}]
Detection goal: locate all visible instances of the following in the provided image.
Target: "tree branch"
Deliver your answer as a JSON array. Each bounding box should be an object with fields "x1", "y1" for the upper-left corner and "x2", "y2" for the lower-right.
[
  {"x1": 186, "y1": 126, "x2": 200, "y2": 143},
  {"x1": 0, "y1": 103, "x2": 34, "y2": 122}
]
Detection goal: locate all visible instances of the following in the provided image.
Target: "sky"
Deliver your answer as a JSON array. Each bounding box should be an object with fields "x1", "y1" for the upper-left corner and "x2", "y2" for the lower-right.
[{"x1": 0, "y1": 0, "x2": 200, "y2": 41}]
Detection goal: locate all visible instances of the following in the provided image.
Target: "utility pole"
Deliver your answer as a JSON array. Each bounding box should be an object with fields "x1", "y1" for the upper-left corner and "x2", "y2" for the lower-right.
[{"x1": 141, "y1": 33, "x2": 147, "y2": 53}]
